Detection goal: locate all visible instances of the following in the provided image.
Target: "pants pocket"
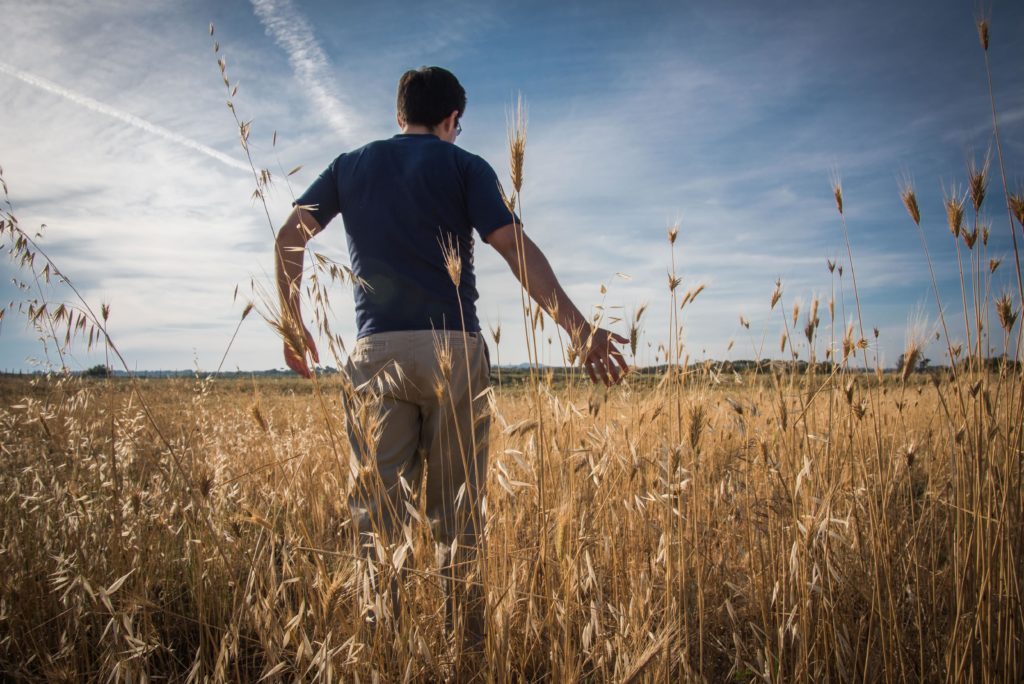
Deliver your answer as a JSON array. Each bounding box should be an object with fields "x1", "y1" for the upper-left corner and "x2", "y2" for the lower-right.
[{"x1": 349, "y1": 339, "x2": 389, "y2": 390}]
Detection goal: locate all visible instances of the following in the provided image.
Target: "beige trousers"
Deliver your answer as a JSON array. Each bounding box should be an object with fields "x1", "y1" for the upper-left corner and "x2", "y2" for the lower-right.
[
  {"x1": 345, "y1": 329, "x2": 490, "y2": 545},
  {"x1": 344, "y1": 330, "x2": 491, "y2": 641}
]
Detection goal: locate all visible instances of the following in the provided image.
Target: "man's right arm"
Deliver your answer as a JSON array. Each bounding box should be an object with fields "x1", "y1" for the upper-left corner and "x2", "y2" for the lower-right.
[
  {"x1": 485, "y1": 222, "x2": 628, "y2": 385},
  {"x1": 275, "y1": 206, "x2": 322, "y2": 377}
]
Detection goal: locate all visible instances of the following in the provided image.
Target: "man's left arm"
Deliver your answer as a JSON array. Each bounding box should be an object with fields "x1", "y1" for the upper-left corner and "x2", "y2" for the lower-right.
[{"x1": 485, "y1": 222, "x2": 629, "y2": 385}]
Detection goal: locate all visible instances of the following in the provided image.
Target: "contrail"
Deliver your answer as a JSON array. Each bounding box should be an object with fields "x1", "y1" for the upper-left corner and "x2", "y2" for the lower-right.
[
  {"x1": 0, "y1": 60, "x2": 250, "y2": 173},
  {"x1": 250, "y1": 0, "x2": 357, "y2": 140}
]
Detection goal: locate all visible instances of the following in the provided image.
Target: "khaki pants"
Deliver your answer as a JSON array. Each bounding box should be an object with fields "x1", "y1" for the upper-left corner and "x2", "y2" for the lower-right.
[{"x1": 344, "y1": 330, "x2": 490, "y2": 639}]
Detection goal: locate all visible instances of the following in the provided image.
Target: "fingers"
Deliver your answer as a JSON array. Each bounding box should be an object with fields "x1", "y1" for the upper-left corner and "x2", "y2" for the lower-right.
[
  {"x1": 306, "y1": 333, "x2": 320, "y2": 364},
  {"x1": 604, "y1": 354, "x2": 620, "y2": 384},
  {"x1": 284, "y1": 344, "x2": 311, "y2": 378},
  {"x1": 610, "y1": 346, "x2": 629, "y2": 378},
  {"x1": 605, "y1": 353, "x2": 630, "y2": 385},
  {"x1": 581, "y1": 329, "x2": 632, "y2": 386},
  {"x1": 287, "y1": 358, "x2": 311, "y2": 378},
  {"x1": 285, "y1": 327, "x2": 318, "y2": 378},
  {"x1": 289, "y1": 357, "x2": 311, "y2": 378},
  {"x1": 587, "y1": 357, "x2": 611, "y2": 386},
  {"x1": 595, "y1": 342, "x2": 628, "y2": 386}
]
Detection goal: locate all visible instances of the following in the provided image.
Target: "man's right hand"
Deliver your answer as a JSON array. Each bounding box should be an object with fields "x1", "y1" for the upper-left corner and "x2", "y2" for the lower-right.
[
  {"x1": 580, "y1": 327, "x2": 630, "y2": 386},
  {"x1": 275, "y1": 207, "x2": 323, "y2": 379},
  {"x1": 283, "y1": 323, "x2": 319, "y2": 378}
]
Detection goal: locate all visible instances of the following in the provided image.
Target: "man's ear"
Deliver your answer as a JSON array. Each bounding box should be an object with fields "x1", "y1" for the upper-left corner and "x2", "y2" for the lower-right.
[{"x1": 396, "y1": 113, "x2": 404, "y2": 128}]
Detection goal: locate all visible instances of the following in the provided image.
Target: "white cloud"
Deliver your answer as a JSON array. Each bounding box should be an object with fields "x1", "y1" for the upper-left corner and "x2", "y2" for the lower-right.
[{"x1": 250, "y1": 0, "x2": 361, "y2": 142}]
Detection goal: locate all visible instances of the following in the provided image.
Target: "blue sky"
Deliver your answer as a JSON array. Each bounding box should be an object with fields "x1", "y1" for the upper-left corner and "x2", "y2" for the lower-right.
[{"x1": 1, "y1": 0, "x2": 1022, "y2": 372}]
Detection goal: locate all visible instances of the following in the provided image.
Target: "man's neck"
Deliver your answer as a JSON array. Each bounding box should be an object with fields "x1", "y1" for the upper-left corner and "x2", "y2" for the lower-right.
[
  {"x1": 399, "y1": 116, "x2": 458, "y2": 144},
  {"x1": 400, "y1": 124, "x2": 438, "y2": 136}
]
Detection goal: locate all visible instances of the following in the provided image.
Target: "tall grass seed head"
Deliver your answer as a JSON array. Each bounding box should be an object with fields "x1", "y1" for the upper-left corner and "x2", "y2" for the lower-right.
[
  {"x1": 996, "y1": 292, "x2": 1018, "y2": 333},
  {"x1": 278, "y1": 313, "x2": 310, "y2": 361},
  {"x1": 899, "y1": 181, "x2": 921, "y2": 226},
  {"x1": 900, "y1": 307, "x2": 929, "y2": 382},
  {"x1": 686, "y1": 283, "x2": 706, "y2": 306},
  {"x1": 944, "y1": 187, "x2": 966, "y2": 238},
  {"x1": 507, "y1": 94, "x2": 527, "y2": 193},
  {"x1": 498, "y1": 181, "x2": 517, "y2": 217},
  {"x1": 440, "y1": 233, "x2": 462, "y2": 287},
  {"x1": 804, "y1": 298, "x2": 820, "y2": 342},
  {"x1": 967, "y1": 153, "x2": 989, "y2": 212},
  {"x1": 432, "y1": 336, "x2": 454, "y2": 380},
  {"x1": 1009, "y1": 193, "x2": 1024, "y2": 227},
  {"x1": 900, "y1": 342, "x2": 921, "y2": 382},
  {"x1": 963, "y1": 227, "x2": 979, "y2": 250},
  {"x1": 770, "y1": 280, "x2": 782, "y2": 310}
]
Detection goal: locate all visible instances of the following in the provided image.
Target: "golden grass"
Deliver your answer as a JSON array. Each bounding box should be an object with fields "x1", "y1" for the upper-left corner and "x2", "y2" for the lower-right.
[{"x1": 0, "y1": 364, "x2": 1020, "y2": 681}]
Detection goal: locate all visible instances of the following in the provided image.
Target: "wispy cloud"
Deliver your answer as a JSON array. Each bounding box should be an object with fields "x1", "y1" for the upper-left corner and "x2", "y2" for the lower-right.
[
  {"x1": 0, "y1": 60, "x2": 250, "y2": 173},
  {"x1": 250, "y1": 0, "x2": 359, "y2": 140}
]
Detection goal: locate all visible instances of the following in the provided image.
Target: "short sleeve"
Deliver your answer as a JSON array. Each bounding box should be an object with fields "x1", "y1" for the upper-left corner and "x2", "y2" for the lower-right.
[
  {"x1": 463, "y1": 155, "x2": 521, "y2": 239},
  {"x1": 294, "y1": 157, "x2": 342, "y2": 228}
]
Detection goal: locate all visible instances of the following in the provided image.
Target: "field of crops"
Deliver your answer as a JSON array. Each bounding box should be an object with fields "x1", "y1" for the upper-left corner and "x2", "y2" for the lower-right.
[{"x1": 1, "y1": 357, "x2": 1021, "y2": 681}]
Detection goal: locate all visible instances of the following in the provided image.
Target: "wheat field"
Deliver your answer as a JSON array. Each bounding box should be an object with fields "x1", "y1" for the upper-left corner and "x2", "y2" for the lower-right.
[{"x1": 0, "y1": 353, "x2": 1021, "y2": 682}]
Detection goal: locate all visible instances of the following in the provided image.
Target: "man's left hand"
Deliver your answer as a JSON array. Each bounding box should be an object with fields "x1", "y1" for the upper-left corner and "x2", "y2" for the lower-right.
[{"x1": 581, "y1": 327, "x2": 629, "y2": 386}]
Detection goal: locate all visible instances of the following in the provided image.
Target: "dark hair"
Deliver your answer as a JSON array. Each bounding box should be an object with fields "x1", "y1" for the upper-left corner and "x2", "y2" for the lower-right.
[{"x1": 396, "y1": 66, "x2": 466, "y2": 128}]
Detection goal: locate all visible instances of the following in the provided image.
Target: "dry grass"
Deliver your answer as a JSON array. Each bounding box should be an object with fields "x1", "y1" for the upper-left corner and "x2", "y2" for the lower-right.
[{"x1": 0, "y1": 360, "x2": 1021, "y2": 682}]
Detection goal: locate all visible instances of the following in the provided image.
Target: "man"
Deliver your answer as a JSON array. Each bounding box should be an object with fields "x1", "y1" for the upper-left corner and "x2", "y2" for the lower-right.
[{"x1": 274, "y1": 66, "x2": 627, "y2": 646}]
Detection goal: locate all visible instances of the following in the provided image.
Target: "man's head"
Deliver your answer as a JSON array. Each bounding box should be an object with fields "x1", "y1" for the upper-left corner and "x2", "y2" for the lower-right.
[{"x1": 397, "y1": 67, "x2": 466, "y2": 131}]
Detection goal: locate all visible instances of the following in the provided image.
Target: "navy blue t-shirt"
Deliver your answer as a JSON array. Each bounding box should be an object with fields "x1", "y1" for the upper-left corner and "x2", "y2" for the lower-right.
[{"x1": 295, "y1": 134, "x2": 516, "y2": 338}]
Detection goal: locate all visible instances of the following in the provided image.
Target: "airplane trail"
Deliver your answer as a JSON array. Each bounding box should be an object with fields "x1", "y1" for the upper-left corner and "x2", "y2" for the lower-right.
[{"x1": 0, "y1": 60, "x2": 250, "y2": 173}]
